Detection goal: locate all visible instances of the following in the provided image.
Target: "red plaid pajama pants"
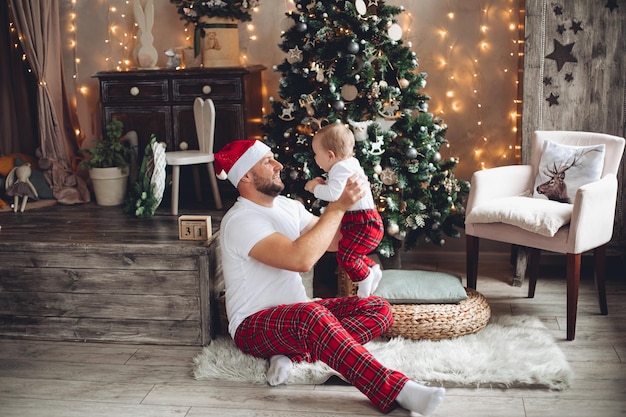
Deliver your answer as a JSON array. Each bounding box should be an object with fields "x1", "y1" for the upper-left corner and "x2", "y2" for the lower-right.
[
  {"x1": 234, "y1": 296, "x2": 408, "y2": 413},
  {"x1": 338, "y1": 209, "x2": 384, "y2": 281}
]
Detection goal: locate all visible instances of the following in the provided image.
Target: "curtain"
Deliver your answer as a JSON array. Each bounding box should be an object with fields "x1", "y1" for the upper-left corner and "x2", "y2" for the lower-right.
[
  {"x1": 8, "y1": 0, "x2": 89, "y2": 204},
  {"x1": 0, "y1": 0, "x2": 38, "y2": 157}
]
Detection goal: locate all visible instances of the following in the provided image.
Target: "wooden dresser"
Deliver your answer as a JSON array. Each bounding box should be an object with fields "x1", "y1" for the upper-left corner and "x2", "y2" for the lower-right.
[{"x1": 92, "y1": 65, "x2": 266, "y2": 155}]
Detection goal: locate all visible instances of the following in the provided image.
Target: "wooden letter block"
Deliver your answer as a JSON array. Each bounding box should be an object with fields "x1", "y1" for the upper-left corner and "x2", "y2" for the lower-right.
[{"x1": 178, "y1": 215, "x2": 212, "y2": 240}]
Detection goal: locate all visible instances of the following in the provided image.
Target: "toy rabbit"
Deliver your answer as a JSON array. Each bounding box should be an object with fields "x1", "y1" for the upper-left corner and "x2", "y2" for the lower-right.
[
  {"x1": 134, "y1": 0, "x2": 158, "y2": 68},
  {"x1": 6, "y1": 163, "x2": 38, "y2": 212}
]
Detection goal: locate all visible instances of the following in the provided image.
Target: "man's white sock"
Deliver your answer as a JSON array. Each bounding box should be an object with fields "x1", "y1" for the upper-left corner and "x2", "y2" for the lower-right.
[
  {"x1": 266, "y1": 355, "x2": 292, "y2": 386},
  {"x1": 396, "y1": 380, "x2": 445, "y2": 416}
]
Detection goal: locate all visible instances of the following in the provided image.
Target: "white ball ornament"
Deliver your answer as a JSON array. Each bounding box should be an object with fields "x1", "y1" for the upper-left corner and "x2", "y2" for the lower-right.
[
  {"x1": 398, "y1": 78, "x2": 410, "y2": 89},
  {"x1": 374, "y1": 164, "x2": 383, "y2": 174},
  {"x1": 379, "y1": 80, "x2": 388, "y2": 88},
  {"x1": 179, "y1": 141, "x2": 188, "y2": 150},
  {"x1": 387, "y1": 222, "x2": 400, "y2": 235},
  {"x1": 434, "y1": 152, "x2": 441, "y2": 161}
]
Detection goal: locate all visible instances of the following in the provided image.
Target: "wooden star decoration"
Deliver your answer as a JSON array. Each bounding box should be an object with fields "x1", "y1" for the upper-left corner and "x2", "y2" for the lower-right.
[
  {"x1": 546, "y1": 39, "x2": 578, "y2": 71},
  {"x1": 543, "y1": 76, "x2": 553, "y2": 86},
  {"x1": 553, "y1": 5, "x2": 563, "y2": 15},
  {"x1": 546, "y1": 93, "x2": 560, "y2": 106},
  {"x1": 557, "y1": 24, "x2": 566, "y2": 35},
  {"x1": 289, "y1": 46, "x2": 303, "y2": 60},
  {"x1": 605, "y1": 0, "x2": 618, "y2": 12},
  {"x1": 564, "y1": 73, "x2": 574, "y2": 82},
  {"x1": 570, "y1": 20, "x2": 583, "y2": 34}
]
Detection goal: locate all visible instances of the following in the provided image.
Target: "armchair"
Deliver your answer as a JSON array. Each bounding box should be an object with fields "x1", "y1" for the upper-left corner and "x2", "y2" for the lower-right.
[{"x1": 465, "y1": 130, "x2": 625, "y2": 340}]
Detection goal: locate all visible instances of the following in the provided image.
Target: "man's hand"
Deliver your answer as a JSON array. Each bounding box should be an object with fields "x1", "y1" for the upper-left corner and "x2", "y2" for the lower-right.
[{"x1": 332, "y1": 173, "x2": 367, "y2": 211}]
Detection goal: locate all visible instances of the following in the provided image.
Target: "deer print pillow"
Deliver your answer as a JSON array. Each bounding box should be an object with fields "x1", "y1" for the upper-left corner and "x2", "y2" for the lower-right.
[{"x1": 533, "y1": 140, "x2": 605, "y2": 203}]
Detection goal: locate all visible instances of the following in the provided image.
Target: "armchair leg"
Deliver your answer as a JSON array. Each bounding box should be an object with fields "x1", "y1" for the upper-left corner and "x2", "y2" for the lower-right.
[
  {"x1": 566, "y1": 253, "x2": 581, "y2": 341},
  {"x1": 527, "y1": 248, "x2": 541, "y2": 298},
  {"x1": 594, "y1": 244, "x2": 608, "y2": 315},
  {"x1": 466, "y1": 235, "x2": 479, "y2": 289}
]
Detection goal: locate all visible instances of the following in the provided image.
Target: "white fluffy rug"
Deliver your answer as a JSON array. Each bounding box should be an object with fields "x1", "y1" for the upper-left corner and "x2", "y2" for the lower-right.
[{"x1": 193, "y1": 315, "x2": 572, "y2": 389}]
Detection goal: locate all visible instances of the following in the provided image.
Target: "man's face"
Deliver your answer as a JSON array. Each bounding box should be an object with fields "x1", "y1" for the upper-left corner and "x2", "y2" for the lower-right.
[{"x1": 250, "y1": 151, "x2": 284, "y2": 197}]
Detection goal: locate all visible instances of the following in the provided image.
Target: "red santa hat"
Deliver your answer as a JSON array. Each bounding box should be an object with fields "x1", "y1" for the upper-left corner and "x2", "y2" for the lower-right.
[{"x1": 214, "y1": 139, "x2": 272, "y2": 187}]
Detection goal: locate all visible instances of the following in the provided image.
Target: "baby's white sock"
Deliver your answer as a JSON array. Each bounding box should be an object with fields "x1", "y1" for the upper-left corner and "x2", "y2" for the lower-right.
[
  {"x1": 370, "y1": 264, "x2": 383, "y2": 293},
  {"x1": 396, "y1": 380, "x2": 445, "y2": 416},
  {"x1": 357, "y1": 265, "x2": 382, "y2": 298},
  {"x1": 266, "y1": 355, "x2": 292, "y2": 386}
]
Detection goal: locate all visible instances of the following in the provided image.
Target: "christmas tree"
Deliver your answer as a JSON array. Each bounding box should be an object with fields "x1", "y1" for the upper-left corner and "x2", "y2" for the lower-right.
[{"x1": 262, "y1": 0, "x2": 469, "y2": 259}]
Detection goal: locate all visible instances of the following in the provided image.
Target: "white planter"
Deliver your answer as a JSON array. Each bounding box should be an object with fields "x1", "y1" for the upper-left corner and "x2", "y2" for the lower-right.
[{"x1": 89, "y1": 167, "x2": 129, "y2": 206}]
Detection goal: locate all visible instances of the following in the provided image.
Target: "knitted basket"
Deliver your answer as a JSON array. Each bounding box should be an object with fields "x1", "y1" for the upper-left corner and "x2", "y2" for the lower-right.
[{"x1": 337, "y1": 267, "x2": 491, "y2": 340}]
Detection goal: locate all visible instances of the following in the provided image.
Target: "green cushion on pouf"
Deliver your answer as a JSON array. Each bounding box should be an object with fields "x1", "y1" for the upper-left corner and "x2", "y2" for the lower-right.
[{"x1": 373, "y1": 270, "x2": 468, "y2": 304}]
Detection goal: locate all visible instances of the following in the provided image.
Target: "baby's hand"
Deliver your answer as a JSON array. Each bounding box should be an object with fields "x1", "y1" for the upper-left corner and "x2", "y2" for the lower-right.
[{"x1": 305, "y1": 177, "x2": 325, "y2": 193}]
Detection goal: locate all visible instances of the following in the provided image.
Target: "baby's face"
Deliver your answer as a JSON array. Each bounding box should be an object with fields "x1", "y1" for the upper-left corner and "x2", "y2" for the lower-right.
[{"x1": 312, "y1": 136, "x2": 335, "y2": 172}]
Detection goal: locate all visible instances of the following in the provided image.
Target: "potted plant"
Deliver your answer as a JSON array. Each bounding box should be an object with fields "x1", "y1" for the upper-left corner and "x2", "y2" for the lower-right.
[
  {"x1": 169, "y1": 0, "x2": 261, "y2": 67},
  {"x1": 80, "y1": 118, "x2": 132, "y2": 206}
]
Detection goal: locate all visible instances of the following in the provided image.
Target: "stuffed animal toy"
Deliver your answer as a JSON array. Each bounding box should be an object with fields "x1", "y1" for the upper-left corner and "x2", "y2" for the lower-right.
[{"x1": 6, "y1": 163, "x2": 38, "y2": 212}]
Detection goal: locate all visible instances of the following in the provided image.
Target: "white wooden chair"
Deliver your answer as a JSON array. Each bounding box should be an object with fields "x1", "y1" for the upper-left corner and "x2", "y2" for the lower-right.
[
  {"x1": 465, "y1": 131, "x2": 625, "y2": 340},
  {"x1": 165, "y1": 97, "x2": 223, "y2": 215}
]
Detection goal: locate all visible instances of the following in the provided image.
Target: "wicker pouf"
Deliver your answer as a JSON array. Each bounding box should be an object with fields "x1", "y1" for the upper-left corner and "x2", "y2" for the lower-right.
[
  {"x1": 384, "y1": 288, "x2": 491, "y2": 340},
  {"x1": 337, "y1": 268, "x2": 491, "y2": 341}
]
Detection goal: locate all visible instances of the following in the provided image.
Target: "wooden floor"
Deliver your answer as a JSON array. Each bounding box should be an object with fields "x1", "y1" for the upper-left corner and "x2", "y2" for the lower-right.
[{"x1": 1, "y1": 201, "x2": 625, "y2": 416}]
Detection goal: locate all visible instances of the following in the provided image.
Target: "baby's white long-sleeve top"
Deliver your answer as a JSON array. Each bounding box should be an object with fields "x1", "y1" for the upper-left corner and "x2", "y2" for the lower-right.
[{"x1": 313, "y1": 157, "x2": 376, "y2": 211}]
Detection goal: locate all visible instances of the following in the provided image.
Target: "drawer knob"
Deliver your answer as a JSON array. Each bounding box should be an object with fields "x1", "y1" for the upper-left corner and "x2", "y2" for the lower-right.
[
  {"x1": 202, "y1": 85, "x2": 212, "y2": 95},
  {"x1": 130, "y1": 86, "x2": 140, "y2": 96}
]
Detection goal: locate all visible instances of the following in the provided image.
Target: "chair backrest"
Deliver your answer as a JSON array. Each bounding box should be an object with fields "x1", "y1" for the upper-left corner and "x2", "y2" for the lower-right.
[
  {"x1": 531, "y1": 131, "x2": 625, "y2": 179},
  {"x1": 193, "y1": 97, "x2": 216, "y2": 154}
]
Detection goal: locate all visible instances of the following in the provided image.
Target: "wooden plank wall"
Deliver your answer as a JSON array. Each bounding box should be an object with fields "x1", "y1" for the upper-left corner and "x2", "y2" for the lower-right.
[{"x1": 522, "y1": 0, "x2": 626, "y2": 249}]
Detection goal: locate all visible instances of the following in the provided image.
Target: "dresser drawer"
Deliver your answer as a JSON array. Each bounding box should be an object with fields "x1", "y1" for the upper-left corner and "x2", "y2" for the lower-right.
[
  {"x1": 101, "y1": 79, "x2": 169, "y2": 103},
  {"x1": 172, "y1": 77, "x2": 242, "y2": 101}
]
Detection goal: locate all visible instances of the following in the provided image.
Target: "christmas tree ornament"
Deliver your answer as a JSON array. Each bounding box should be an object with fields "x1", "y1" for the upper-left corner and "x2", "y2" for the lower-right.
[
  {"x1": 405, "y1": 147, "x2": 418, "y2": 159},
  {"x1": 287, "y1": 46, "x2": 303, "y2": 64},
  {"x1": 373, "y1": 164, "x2": 383, "y2": 174},
  {"x1": 355, "y1": 0, "x2": 367, "y2": 15},
  {"x1": 278, "y1": 101, "x2": 296, "y2": 121},
  {"x1": 387, "y1": 23, "x2": 403, "y2": 41},
  {"x1": 341, "y1": 84, "x2": 358, "y2": 101},
  {"x1": 380, "y1": 167, "x2": 397, "y2": 185},
  {"x1": 387, "y1": 222, "x2": 400, "y2": 236},
  {"x1": 332, "y1": 99, "x2": 345, "y2": 111},
  {"x1": 296, "y1": 22, "x2": 308, "y2": 32},
  {"x1": 299, "y1": 94, "x2": 316, "y2": 116},
  {"x1": 348, "y1": 119, "x2": 373, "y2": 141},
  {"x1": 434, "y1": 151, "x2": 442, "y2": 161},
  {"x1": 369, "y1": 135, "x2": 386, "y2": 155},
  {"x1": 398, "y1": 78, "x2": 410, "y2": 89},
  {"x1": 347, "y1": 41, "x2": 360, "y2": 54}
]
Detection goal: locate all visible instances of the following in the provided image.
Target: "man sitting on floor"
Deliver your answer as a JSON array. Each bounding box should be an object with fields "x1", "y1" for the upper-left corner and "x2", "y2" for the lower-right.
[{"x1": 215, "y1": 139, "x2": 445, "y2": 415}]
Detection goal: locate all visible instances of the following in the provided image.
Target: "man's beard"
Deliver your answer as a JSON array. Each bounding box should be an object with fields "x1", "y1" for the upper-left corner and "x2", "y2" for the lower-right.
[{"x1": 252, "y1": 171, "x2": 284, "y2": 197}]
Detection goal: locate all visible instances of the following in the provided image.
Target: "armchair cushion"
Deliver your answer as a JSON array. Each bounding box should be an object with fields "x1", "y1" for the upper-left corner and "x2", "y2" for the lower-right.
[
  {"x1": 532, "y1": 140, "x2": 605, "y2": 203},
  {"x1": 466, "y1": 195, "x2": 572, "y2": 237}
]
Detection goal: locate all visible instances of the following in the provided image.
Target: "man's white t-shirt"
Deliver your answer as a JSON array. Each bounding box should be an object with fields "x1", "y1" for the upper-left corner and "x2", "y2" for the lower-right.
[{"x1": 219, "y1": 195, "x2": 314, "y2": 338}]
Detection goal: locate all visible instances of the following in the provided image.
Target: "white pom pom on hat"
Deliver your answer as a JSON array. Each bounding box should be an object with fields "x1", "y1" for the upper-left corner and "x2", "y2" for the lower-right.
[{"x1": 214, "y1": 140, "x2": 272, "y2": 187}]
